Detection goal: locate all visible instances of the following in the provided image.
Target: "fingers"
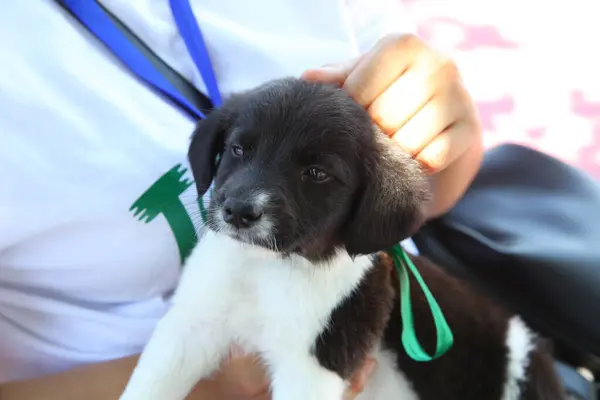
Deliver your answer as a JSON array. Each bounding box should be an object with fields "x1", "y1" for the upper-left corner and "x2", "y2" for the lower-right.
[
  {"x1": 301, "y1": 32, "x2": 483, "y2": 219},
  {"x1": 302, "y1": 34, "x2": 467, "y2": 167},
  {"x1": 302, "y1": 34, "x2": 425, "y2": 107},
  {"x1": 368, "y1": 54, "x2": 460, "y2": 138},
  {"x1": 211, "y1": 347, "x2": 378, "y2": 400},
  {"x1": 415, "y1": 120, "x2": 476, "y2": 175},
  {"x1": 343, "y1": 357, "x2": 377, "y2": 399},
  {"x1": 389, "y1": 79, "x2": 470, "y2": 157},
  {"x1": 214, "y1": 348, "x2": 270, "y2": 399},
  {"x1": 343, "y1": 35, "x2": 424, "y2": 107}
]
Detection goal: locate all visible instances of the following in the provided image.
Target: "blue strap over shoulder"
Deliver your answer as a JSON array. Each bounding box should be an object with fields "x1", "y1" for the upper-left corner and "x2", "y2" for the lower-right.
[
  {"x1": 169, "y1": 0, "x2": 222, "y2": 107},
  {"x1": 58, "y1": 0, "x2": 222, "y2": 119}
]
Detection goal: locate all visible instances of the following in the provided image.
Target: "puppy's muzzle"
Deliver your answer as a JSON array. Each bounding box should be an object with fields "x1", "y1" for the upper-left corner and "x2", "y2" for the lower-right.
[{"x1": 223, "y1": 198, "x2": 264, "y2": 229}]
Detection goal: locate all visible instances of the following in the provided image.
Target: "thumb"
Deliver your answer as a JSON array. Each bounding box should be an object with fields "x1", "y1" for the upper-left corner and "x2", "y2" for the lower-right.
[{"x1": 300, "y1": 57, "x2": 362, "y2": 85}]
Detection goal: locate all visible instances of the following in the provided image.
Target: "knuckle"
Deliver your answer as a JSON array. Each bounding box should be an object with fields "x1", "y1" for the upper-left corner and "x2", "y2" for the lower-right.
[
  {"x1": 393, "y1": 134, "x2": 421, "y2": 157},
  {"x1": 368, "y1": 103, "x2": 393, "y2": 134},
  {"x1": 374, "y1": 33, "x2": 400, "y2": 48},
  {"x1": 422, "y1": 52, "x2": 459, "y2": 83},
  {"x1": 376, "y1": 33, "x2": 422, "y2": 54},
  {"x1": 397, "y1": 33, "x2": 422, "y2": 49},
  {"x1": 419, "y1": 150, "x2": 447, "y2": 175},
  {"x1": 344, "y1": 78, "x2": 371, "y2": 107},
  {"x1": 439, "y1": 57, "x2": 460, "y2": 80}
]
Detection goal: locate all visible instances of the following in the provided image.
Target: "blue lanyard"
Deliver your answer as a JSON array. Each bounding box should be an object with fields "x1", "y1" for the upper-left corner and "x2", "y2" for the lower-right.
[
  {"x1": 169, "y1": 0, "x2": 222, "y2": 108},
  {"x1": 59, "y1": 0, "x2": 222, "y2": 119}
]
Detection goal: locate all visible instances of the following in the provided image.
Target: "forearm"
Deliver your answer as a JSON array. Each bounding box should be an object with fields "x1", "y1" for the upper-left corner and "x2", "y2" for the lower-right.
[
  {"x1": 0, "y1": 355, "x2": 221, "y2": 400},
  {"x1": 425, "y1": 131, "x2": 484, "y2": 220},
  {"x1": 0, "y1": 355, "x2": 139, "y2": 400}
]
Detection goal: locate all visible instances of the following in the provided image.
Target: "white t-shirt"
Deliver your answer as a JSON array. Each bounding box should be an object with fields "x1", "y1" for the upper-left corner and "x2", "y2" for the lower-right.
[{"x1": 0, "y1": 0, "x2": 415, "y2": 382}]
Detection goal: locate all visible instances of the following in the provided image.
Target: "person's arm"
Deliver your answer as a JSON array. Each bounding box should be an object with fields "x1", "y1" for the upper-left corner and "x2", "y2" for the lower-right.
[
  {"x1": 0, "y1": 355, "x2": 220, "y2": 400},
  {"x1": 0, "y1": 355, "x2": 246, "y2": 400},
  {"x1": 0, "y1": 355, "x2": 142, "y2": 400},
  {"x1": 0, "y1": 353, "x2": 372, "y2": 400}
]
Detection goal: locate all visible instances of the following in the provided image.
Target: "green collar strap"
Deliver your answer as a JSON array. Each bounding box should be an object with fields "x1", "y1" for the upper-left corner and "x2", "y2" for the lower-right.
[{"x1": 388, "y1": 245, "x2": 454, "y2": 361}]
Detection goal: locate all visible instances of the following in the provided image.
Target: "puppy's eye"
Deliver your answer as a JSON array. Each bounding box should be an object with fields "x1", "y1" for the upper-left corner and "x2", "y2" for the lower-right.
[
  {"x1": 304, "y1": 167, "x2": 330, "y2": 183},
  {"x1": 231, "y1": 144, "x2": 244, "y2": 157}
]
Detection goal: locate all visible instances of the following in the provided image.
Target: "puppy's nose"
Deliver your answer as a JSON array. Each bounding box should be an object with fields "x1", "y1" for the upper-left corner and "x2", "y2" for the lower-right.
[{"x1": 223, "y1": 198, "x2": 263, "y2": 228}]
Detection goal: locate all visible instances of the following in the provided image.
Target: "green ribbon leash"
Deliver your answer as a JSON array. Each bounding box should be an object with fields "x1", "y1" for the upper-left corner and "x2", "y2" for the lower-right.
[
  {"x1": 198, "y1": 193, "x2": 453, "y2": 361},
  {"x1": 388, "y1": 244, "x2": 454, "y2": 361}
]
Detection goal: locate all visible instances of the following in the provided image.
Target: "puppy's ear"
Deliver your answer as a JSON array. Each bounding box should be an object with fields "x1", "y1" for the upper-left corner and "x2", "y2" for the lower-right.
[
  {"x1": 187, "y1": 103, "x2": 236, "y2": 196},
  {"x1": 344, "y1": 129, "x2": 431, "y2": 255}
]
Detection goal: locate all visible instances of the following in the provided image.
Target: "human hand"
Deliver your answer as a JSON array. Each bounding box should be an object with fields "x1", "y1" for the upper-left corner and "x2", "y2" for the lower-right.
[
  {"x1": 342, "y1": 356, "x2": 377, "y2": 399},
  {"x1": 302, "y1": 34, "x2": 484, "y2": 219},
  {"x1": 194, "y1": 345, "x2": 376, "y2": 399}
]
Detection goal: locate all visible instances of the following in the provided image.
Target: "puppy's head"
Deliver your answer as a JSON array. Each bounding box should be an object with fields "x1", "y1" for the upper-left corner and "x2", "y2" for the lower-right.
[{"x1": 189, "y1": 78, "x2": 429, "y2": 261}]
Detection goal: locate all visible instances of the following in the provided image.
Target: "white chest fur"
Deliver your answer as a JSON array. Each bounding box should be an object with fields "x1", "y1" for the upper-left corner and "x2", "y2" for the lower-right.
[{"x1": 120, "y1": 230, "x2": 375, "y2": 400}]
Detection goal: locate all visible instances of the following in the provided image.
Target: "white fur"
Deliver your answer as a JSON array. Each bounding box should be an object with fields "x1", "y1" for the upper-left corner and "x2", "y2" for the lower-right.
[
  {"x1": 120, "y1": 229, "x2": 374, "y2": 400},
  {"x1": 501, "y1": 316, "x2": 536, "y2": 400},
  {"x1": 357, "y1": 347, "x2": 420, "y2": 400},
  {"x1": 250, "y1": 190, "x2": 274, "y2": 240}
]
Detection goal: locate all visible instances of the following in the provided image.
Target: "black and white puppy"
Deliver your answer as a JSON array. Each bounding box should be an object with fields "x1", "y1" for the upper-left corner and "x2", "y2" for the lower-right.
[{"x1": 120, "y1": 78, "x2": 565, "y2": 400}]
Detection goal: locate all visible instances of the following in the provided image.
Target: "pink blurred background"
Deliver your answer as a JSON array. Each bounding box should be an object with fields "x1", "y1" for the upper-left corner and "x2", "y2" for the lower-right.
[{"x1": 402, "y1": 0, "x2": 600, "y2": 178}]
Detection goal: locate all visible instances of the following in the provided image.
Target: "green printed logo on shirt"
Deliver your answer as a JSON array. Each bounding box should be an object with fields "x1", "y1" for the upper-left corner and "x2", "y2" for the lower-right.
[{"x1": 130, "y1": 164, "x2": 201, "y2": 263}]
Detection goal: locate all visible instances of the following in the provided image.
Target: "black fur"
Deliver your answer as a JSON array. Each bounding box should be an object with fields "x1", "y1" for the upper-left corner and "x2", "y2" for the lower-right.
[
  {"x1": 522, "y1": 340, "x2": 566, "y2": 400},
  {"x1": 188, "y1": 77, "x2": 565, "y2": 399},
  {"x1": 314, "y1": 255, "x2": 395, "y2": 379},
  {"x1": 316, "y1": 253, "x2": 566, "y2": 399}
]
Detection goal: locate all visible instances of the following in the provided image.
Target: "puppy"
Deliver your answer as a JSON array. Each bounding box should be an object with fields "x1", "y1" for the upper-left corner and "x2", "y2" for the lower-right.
[{"x1": 120, "y1": 78, "x2": 565, "y2": 400}]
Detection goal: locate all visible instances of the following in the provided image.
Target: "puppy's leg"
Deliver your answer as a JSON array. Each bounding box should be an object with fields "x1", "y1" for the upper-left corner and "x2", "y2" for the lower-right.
[
  {"x1": 119, "y1": 308, "x2": 229, "y2": 400},
  {"x1": 270, "y1": 354, "x2": 346, "y2": 400}
]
